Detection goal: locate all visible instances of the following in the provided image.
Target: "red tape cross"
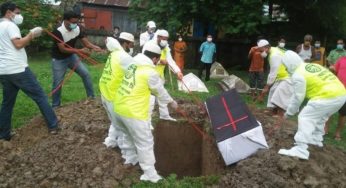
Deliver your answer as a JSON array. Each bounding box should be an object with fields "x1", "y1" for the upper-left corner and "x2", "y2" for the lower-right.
[{"x1": 216, "y1": 97, "x2": 248, "y2": 131}]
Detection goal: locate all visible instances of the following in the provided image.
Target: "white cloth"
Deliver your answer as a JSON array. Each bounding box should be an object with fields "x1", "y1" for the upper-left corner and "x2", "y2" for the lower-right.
[
  {"x1": 0, "y1": 18, "x2": 28, "y2": 75},
  {"x1": 57, "y1": 21, "x2": 81, "y2": 43},
  {"x1": 269, "y1": 78, "x2": 294, "y2": 110},
  {"x1": 101, "y1": 95, "x2": 124, "y2": 148},
  {"x1": 217, "y1": 125, "x2": 268, "y2": 165}
]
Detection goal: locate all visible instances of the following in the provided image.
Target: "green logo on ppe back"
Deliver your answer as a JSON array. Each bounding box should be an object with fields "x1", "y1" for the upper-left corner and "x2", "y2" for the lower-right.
[{"x1": 305, "y1": 64, "x2": 321, "y2": 73}]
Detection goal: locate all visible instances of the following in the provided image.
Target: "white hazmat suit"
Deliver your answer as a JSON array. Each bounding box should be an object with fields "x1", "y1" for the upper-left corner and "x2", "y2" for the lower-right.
[
  {"x1": 114, "y1": 51, "x2": 176, "y2": 183},
  {"x1": 278, "y1": 51, "x2": 346, "y2": 159}
]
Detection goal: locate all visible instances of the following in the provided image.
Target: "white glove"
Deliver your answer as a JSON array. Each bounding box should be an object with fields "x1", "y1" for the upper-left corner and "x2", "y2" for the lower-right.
[
  {"x1": 168, "y1": 101, "x2": 178, "y2": 110},
  {"x1": 30, "y1": 27, "x2": 43, "y2": 39}
]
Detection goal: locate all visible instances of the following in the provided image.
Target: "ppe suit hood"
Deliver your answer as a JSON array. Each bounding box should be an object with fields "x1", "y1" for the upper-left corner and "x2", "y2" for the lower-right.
[
  {"x1": 106, "y1": 37, "x2": 122, "y2": 52},
  {"x1": 133, "y1": 53, "x2": 155, "y2": 67},
  {"x1": 282, "y1": 50, "x2": 304, "y2": 74}
]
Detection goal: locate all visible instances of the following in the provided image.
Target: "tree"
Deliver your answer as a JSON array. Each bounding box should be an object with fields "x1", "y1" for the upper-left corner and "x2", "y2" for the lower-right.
[
  {"x1": 265, "y1": 0, "x2": 346, "y2": 44},
  {"x1": 129, "y1": 0, "x2": 269, "y2": 38}
]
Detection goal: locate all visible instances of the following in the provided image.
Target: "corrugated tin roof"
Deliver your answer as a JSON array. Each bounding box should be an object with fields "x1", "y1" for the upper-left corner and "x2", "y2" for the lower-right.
[{"x1": 79, "y1": 0, "x2": 130, "y2": 7}]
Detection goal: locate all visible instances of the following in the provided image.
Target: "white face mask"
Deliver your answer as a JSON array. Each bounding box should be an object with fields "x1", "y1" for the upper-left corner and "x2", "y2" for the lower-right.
[
  {"x1": 278, "y1": 42, "x2": 285, "y2": 48},
  {"x1": 128, "y1": 48, "x2": 134, "y2": 56},
  {"x1": 261, "y1": 51, "x2": 268, "y2": 58},
  {"x1": 159, "y1": 40, "x2": 168, "y2": 48},
  {"x1": 178, "y1": 38, "x2": 182, "y2": 42},
  {"x1": 315, "y1": 43, "x2": 320, "y2": 48},
  {"x1": 207, "y1": 37, "x2": 212, "y2": 42},
  {"x1": 12, "y1": 14, "x2": 23, "y2": 25}
]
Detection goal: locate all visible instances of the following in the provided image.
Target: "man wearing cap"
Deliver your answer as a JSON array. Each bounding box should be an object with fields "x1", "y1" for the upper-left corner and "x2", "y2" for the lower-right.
[
  {"x1": 278, "y1": 50, "x2": 346, "y2": 160},
  {"x1": 143, "y1": 29, "x2": 183, "y2": 121},
  {"x1": 257, "y1": 39, "x2": 293, "y2": 117},
  {"x1": 50, "y1": 10, "x2": 102, "y2": 108},
  {"x1": 113, "y1": 42, "x2": 178, "y2": 183},
  {"x1": 139, "y1": 21, "x2": 156, "y2": 48},
  {"x1": 99, "y1": 32, "x2": 134, "y2": 150}
]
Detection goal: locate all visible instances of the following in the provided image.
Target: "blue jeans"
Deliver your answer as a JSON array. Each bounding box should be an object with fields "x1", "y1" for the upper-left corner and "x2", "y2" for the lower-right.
[
  {"x1": 0, "y1": 68, "x2": 58, "y2": 139},
  {"x1": 51, "y1": 54, "x2": 95, "y2": 107}
]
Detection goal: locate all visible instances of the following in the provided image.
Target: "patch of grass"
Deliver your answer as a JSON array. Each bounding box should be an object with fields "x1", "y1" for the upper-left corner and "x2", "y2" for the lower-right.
[{"x1": 132, "y1": 174, "x2": 219, "y2": 188}]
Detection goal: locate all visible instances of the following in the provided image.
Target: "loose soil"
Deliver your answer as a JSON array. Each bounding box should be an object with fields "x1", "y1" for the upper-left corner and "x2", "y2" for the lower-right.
[{"x1": 1, "y1": 98, "x2": 346, "y2": 187}]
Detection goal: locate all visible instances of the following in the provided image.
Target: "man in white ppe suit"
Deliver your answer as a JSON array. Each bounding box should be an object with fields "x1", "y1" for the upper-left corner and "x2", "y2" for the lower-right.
[
  {"x1": 139, "y1": 21, "x2": 156, "y2": 48},
  {"x1": 143, "y1": 29, "x2": 183, "y2": 122},
  {"x1": 278, "y1": 50, "x2": 346, "y2": 160},
  {"x1": 113, "y1": 42, "x2": 178, "y2": 183},
  {"x1": 257, "y1": 39, "x2": 293, "y2": 116},
  {"x1": 99, "y1": 33, "x2": 134, "y2": 149}
]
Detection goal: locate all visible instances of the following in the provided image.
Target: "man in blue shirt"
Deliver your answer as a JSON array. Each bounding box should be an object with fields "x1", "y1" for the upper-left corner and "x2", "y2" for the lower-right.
[{"x1": 198, "y1": 34, "x2": 216, "y2": 81}]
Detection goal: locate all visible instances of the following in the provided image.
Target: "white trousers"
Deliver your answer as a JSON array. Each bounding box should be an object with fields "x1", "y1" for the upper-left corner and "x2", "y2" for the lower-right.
[
  {"x1": 294, "y1": 96, "x2": 346, "y2": 146},
  {"x1": 267, "y1": 79, "x2": 293, "y2": 110},
  {"x1": 114, "y1": 112, "x2": 156, "y2": 172},
  {"x1": 101, "y1": 95, "x2": 123, "y2": 147}
]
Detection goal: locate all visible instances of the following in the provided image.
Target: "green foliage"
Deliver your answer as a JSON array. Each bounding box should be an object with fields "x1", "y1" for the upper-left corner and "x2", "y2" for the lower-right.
[
  {"x1": 132, "y1": 174, "x2": 219, "y2": 188},
  {"x1": 129, "y1": 0, "x2": 269, "y2": 37},
  {"x1": 267, "y1": 0, "x2": 346, "y2": 40},
  {"x1": 0, "y1": 0, "x2": 61, "y2": 48}
]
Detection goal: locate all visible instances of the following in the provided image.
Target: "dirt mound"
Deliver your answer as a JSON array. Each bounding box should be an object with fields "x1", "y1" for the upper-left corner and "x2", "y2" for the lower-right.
[{"x1": 1, "y1": 99, "x2": 346, "y2": 187}]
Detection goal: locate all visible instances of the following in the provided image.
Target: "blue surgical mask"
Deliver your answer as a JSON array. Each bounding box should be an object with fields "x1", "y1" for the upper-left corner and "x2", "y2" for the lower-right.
[
  {"x1": 69, "y1": 23, "x2": 78, "y2": 30},
  {"x1": 337, "y1": 44, "x2": 344, "y2": 50}
]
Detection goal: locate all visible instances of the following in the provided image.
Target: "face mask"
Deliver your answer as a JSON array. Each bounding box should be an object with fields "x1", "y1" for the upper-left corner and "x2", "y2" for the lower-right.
[
  {"x1": 148, "y1": 28, "x2": 155, "y2": 34},
  {"x1": 159, "y1": 40, "x2": 168, "y2": 48},
  {"x1": 315, "y1": 43, "x2": 321, "y2": 48},
  {"x1": 337, "y1": 44, "x2": 344, "y2": 50},
  {"x1": 261, "y1": 51, "x2": 268, "y2": 58},
  {"x1": 207, "y1": 37, "x2": 212, "y2": 42},
  {"x1": 278, "y1": 42, "x2": 285, "y2": 48},
  {"x1": 12, "y1": 14, "x2": 23, "y2": 25},
  {"x1": 69, "y1": 23, "x2": 78, "y2": 30},
  {"x1": 128, "y1": 48, "x2": 134, "y2": 56},
  {"x1": 178, "y1": 38, "x2": 182, "y2": 42}
]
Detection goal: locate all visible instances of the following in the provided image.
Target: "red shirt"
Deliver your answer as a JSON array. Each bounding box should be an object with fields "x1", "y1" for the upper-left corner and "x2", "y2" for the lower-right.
[{"x1": 248, "y1": 46, "x2": 264, "y2": 72}]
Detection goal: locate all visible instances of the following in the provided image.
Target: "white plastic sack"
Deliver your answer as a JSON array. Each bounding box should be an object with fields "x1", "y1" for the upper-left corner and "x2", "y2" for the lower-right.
[
  {"x1": 178, "y1": 73, "x2": 209, "y2": 93},
  {"x1": 219, "y1": 75, "x2": 250, "y2": 93},
  {"x1": 210, "y1": 62, "x2": 229, "y2": 79}
]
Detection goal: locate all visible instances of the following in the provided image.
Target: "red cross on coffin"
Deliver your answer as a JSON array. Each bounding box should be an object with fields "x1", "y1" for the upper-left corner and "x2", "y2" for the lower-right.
[{"x1": 205, "y1": 89, "x2": 268, "y2": 165}]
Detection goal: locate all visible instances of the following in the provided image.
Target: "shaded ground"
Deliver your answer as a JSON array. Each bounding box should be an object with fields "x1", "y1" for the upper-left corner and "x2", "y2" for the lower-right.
[{"x1": 1, "y1": 98, "x2": 346, "y2": 187}]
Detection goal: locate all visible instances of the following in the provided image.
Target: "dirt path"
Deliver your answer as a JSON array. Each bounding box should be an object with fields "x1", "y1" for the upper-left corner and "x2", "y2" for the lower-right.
[{"x1": 0, "y1": 98, "x2": 346, "y2": 187}]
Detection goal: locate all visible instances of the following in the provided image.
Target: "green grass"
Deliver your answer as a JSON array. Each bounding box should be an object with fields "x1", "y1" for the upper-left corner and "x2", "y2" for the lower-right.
[{"x1": 133, "y1": 174, "x2": 219, "y2": 188}]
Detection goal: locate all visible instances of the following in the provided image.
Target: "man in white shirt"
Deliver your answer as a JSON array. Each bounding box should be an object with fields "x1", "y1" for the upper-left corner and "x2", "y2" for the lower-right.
[
  {"x1": 0, "y1": 2, "x2": 59, "y2": 141},
  {"x1": 139, "y1": 21, "x2": 156, "y2": 48}
]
